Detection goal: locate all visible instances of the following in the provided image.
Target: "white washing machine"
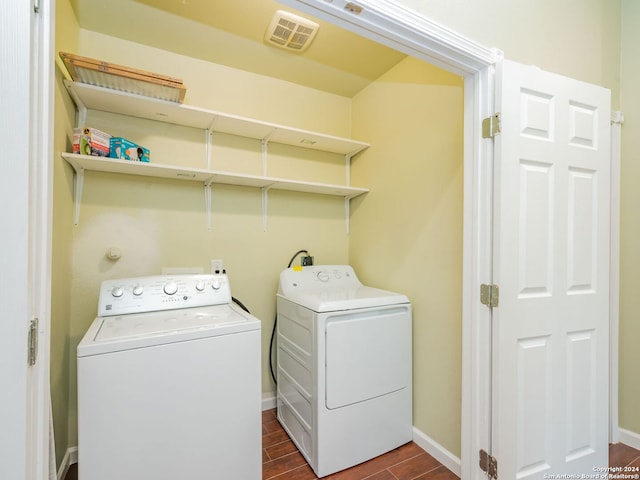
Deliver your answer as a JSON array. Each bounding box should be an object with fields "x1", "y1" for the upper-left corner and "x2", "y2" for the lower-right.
[
  {"x1": 77, "y1": 273, "x2": 261, "y2": 480},
  {"x1": 276, "y1": 265, "x2": 412, "y2": 477}
]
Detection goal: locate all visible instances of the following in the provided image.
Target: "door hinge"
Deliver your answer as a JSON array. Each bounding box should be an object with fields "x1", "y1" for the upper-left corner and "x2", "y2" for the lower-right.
[
  {"x1": 479, "y1": 449, "x2": 498, "y2": 479},
  {"x1": 28, "y1": 318, "x2": 38, "y2": 366},
  {"x1": 345, "y1": 2, "x2": 364, "y2": 14},
  {"x1": 480, "y1": 284, "x2": 499, "y2": 308},
  {"x1": 34, "y1": 0, "x2": 40, "y2": 13},
  {"x1": 482, "y1": 113, "x2": 501, "y2": 138}
]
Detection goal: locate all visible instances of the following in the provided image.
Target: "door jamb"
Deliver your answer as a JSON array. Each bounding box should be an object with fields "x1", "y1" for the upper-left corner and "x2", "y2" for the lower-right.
[
  {"x1": 30, "y1": 0, "x2": 56, "y2": 478},
  {"x1": 610, "y1": 111, "x2": 623, "y2": 444}
]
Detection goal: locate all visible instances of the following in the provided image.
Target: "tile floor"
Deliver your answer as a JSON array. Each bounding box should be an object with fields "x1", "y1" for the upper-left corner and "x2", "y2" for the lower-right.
[
  {"x1": 261, "y1": 409, "x2": 457, "y2": 480},
  {"x1": 64, "y1": 411, "x2": 640, "y2": 480},
  {"x1": 609, "y1": 442, "x2": 640, "y2": 471}
]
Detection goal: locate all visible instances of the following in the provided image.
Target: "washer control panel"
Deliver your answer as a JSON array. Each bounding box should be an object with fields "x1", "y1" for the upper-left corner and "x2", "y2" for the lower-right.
[{"x1": 97, "y1": 274, "x2": 231, "y2": 317}]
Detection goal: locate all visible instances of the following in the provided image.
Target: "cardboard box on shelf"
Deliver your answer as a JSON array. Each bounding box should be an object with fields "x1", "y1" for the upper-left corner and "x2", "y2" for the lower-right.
[
  {"x1": 109, "y1": 137, "x2": 150, "y2": 162},
  {"x1": 73, "y1": 127, "x2": 111, "y2": 157}
]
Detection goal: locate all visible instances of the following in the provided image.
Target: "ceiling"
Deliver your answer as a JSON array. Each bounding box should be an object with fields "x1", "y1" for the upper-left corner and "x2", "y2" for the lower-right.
[{"x1": 69, "y1": 0, "x2": 408, "y2": 98}]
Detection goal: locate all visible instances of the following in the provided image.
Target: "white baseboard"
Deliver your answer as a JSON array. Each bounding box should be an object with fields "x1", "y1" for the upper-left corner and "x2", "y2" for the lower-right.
[
  {"x1": 63, "y1": 397, "x2": 462, "y2": 479},
  {"x1": 56, "y1": 447, "x2": 77, "y2": 480},
  {"x1": 266, "y1": 390, "x2": 460, "y2": 476},
  {"x1": 619, "y1": 427, "x2": 640, "y2": 451},
  {"x1": 412, "y1": 427, "x2": 461, "y2": 477},
  {"x1": 262, "y1": 392, "x2": 277, "y2": 411}
]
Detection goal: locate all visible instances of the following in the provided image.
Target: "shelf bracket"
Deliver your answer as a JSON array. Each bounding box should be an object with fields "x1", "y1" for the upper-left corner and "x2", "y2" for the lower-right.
[
  {"x1": 261, "y1": 185, "x2": 273, "y2": 232},
  {"x1": 261, "y1": 130, "x2": 275, "y2": 177},
  {"x1": 344, "y1": 195, "x2": 357, "y2": 235},
  {"x1": 344, "y1": 153, "x2": 356, "y2": 235},
  {"x1": 77, "y1": 106, "x2": 87, "y2": 129},
  {"x1": 205, "y1": 128, "x2": 213, "y2": 170},
  {"x1": 72, "y1": 166, "x2": 85, "y2": 226},
  {"x1": 345, "y1": 153, "x2": 354, "y2": 186},
  {"x1": 204, "y1": 120, "x2": 218, "y2": 230},
  {"x1": 65, "y1": 80, "x2": 88, "y2": 128},
  {"x1": 205, "y1": 178, "x2": 214, "y2": 231}
]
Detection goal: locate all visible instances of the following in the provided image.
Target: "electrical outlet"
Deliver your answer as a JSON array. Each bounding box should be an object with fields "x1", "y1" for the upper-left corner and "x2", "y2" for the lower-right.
[{"x1": 210, "y1": 259, "x2": 224, "y2": 274}]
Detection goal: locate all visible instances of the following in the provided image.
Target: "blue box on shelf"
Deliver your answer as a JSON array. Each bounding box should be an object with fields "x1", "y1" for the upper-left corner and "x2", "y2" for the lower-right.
[{"x1": 109, "y1": 137, "x2": 150, "y2": 162}]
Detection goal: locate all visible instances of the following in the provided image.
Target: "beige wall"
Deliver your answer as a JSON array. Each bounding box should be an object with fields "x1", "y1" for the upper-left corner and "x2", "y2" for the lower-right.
[
  {"x1": 618, "y1": 0, "x2": 640, "y2": 436},
  {"x1": 350, "y1": 58, "x2": 463, "y2": 455},
  {"x1": 394, "y1": 0, "x2": 621, "y2": 107}
]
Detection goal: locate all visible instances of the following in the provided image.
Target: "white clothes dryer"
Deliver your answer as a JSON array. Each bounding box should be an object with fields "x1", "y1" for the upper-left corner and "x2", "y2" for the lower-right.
[
  {"x1": 276, "y1": 265, "x2": 412, "y2": 477},
  {"x1": 77, "y1": 274, "x2": 261, "y2": 480}
]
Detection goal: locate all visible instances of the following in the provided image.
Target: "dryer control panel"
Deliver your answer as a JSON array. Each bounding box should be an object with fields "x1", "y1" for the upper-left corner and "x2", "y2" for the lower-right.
[
  {"x1": 278, "y1": 265, "x2": 361, "y2": 295},
  {"x1": 97, "y1": 274, "x2": 231, "y2": 317},
  {"x1": 277, "y1": 265, "x2": 409, "y2": 313}
]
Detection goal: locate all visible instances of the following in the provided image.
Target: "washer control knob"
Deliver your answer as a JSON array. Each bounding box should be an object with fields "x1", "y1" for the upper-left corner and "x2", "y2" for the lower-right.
[
  {"x1": 163, "y1": 281, "x2": 178, "y2": 295},
  {"x1": 195, "y1": 281, "x2": 205, "y2": 291},
  {"x1": 212, "y1": 279, "x2": 221, "y2": 290},
  {"x1": 111, "y1": 286, "x2": 124, "y2": 298},
  {"x1": 317, "y1": 271, "x2": 330, "y2": 282},
  {"x1": 132, "y1": 285, "x2": 143, "y2": 296}
]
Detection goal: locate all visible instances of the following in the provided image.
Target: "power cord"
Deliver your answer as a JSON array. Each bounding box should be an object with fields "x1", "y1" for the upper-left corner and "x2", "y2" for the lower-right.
[
  {"x1": 232, "y1": 297, "x2": 250, "y2": 313},
  {"x1": 269, "y1": 249, "x2": 311, "y2": 386},
  {"x1": 286, "y1": 249, "x2": 310, "y2": 269}
]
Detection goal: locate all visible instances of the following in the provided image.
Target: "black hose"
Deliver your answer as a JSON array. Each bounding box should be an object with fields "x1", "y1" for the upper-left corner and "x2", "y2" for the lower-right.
[
  {"x1": 287, "y1": 250, "x2": 309, "y2": 268},
  {"x1": 268, "y1": 316, "x2": 278, "y2": 386},
  {"x1": 269, "y1": 249, "x2": 310, "y2": 387},
  {"x1": 232, "y1": 296, "x2": 250, "y2": 313}
]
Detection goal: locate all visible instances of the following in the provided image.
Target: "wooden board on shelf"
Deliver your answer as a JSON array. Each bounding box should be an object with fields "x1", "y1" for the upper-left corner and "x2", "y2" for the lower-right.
[{"x1": 59, "y1": 52, "x2": 186, "y2": 103}]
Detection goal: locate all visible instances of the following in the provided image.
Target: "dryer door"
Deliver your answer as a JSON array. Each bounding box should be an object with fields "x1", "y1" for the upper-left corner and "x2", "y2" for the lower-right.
[{"x1": 324, "y1": 305, "x2": 411, "y2": 409}]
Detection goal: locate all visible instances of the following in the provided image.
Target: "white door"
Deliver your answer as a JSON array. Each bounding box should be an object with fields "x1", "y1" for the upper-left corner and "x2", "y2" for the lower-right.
[
  {"x1": 0, "y1": 1, "x2": 54, "y2": 479},
  {"x1": 491, "y1": 59, "x2": 611, "y2": 478}
]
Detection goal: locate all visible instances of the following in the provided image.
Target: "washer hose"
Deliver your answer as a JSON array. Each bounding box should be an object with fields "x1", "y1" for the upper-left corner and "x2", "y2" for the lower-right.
[{"x1": 269, "y1": 249, "x2": 310, "y2": 386}]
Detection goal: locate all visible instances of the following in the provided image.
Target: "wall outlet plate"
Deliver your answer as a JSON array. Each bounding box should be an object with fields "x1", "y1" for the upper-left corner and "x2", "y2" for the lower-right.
[{"x1": 210, "y1": 259, "x2": 224, "y2": 274}]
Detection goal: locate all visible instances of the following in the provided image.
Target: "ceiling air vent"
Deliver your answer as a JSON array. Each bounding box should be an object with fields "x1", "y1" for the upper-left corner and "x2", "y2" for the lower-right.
[{"x1": 265, "y1": 10, "x2": 319, "y2": 52}]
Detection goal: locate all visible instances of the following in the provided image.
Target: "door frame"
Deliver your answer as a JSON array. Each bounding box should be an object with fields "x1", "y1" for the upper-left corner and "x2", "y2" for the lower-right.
[
  {"x1": 276, "y1": 0, "x2": 498, "y2": 478},
  {"x1": 1, "y1": 0, "x2": 55, "y2": 479}
]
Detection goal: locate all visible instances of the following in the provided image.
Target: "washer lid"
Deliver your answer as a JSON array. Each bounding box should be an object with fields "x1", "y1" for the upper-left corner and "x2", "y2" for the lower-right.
[{"x1": 77, "y1": 304, "x2": 260, "y2": 357}]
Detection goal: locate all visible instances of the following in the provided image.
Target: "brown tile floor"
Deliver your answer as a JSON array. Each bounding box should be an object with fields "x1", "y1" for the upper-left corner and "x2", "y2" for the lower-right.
[
  {"x1": 64, "y1": 413, "x2": 640, "y2": 480},
  {"x1": 262, "y1": 408, "x2": 457, "y2": 480},
  {"x1": 609, "y1": 442, "x2": 640, "y2": 471}
]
